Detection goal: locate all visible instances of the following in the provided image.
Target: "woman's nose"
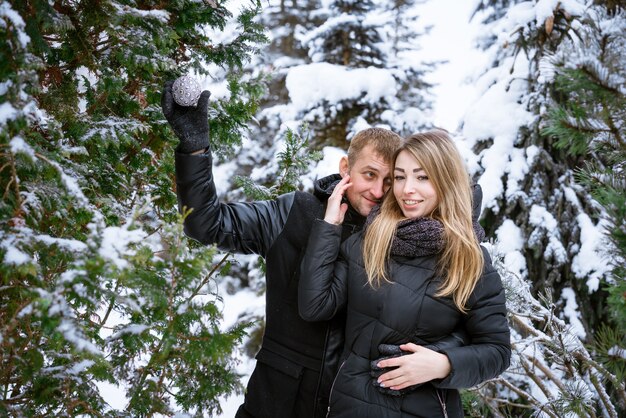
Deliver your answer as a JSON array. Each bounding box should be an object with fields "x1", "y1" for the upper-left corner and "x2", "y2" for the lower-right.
[{"x1": 403, "y1": 179, "x2": 416, "y2": 194}]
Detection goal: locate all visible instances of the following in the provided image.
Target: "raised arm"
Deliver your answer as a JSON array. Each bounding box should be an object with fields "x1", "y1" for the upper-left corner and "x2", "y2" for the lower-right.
[{"x1": 162, "y1": 81, "x2": 291, "y2": 256}]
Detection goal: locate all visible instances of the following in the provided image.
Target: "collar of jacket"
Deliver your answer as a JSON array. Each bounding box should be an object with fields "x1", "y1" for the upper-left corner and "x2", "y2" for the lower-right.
[{"x1": 314, "y1": 173, "x2": 366, "y2": 233}]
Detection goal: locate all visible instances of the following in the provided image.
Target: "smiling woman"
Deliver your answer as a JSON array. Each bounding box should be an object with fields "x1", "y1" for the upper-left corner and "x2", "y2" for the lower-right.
[
  {"x1": 393, "y1": 151, "x2": 439, "y2": 219},
  {"x1": 298, "y1": 130, "x2": 511, "y2": 418}
]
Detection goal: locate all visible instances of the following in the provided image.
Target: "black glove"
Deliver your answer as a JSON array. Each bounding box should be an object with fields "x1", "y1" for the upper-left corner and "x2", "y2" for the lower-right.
[
  {"x1": 370, "y1": 344, "x2": 421, "y2": 397},
  {"x1": 161, "y1": 80, "x2": 211, "y2": 154}
]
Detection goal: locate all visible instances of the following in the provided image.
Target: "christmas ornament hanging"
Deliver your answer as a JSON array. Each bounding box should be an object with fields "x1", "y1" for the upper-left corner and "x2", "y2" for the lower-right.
[{"x1": 172, "y1": 75, "x2": 202, "y2": 107}]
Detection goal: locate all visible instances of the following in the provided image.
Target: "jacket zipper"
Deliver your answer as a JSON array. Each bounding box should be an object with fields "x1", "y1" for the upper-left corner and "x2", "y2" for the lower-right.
[
  {"x1": 314, "y1": 325, "x2": 332, "y2": 417},
  {"x1": 326, "y1": 360, "x2": 346, "y2": 418},
  {"x1": 436, "y1": 389, "x2": 449, "y2": 418}
]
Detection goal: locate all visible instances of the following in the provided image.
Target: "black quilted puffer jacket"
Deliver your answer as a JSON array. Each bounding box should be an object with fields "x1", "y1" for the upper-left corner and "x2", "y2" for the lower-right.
[{"x1": 299, "y1": 219, "x2": 511, "y2": 418}]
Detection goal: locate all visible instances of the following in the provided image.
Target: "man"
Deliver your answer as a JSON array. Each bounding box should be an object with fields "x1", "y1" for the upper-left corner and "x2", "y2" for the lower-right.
[{"x1": 162, "y1": 81, "x2": 402, "y2": 418}]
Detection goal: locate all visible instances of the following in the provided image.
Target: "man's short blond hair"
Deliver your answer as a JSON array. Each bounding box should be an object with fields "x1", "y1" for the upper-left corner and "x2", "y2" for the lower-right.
[{"x1": 347, "y1": 127, "x2": 402, "y2": 167}]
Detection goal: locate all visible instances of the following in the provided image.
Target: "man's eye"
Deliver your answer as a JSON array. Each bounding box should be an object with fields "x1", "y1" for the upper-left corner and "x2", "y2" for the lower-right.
[{"x1": 365, "y1": 172, "x2": 375, "y2": 178}]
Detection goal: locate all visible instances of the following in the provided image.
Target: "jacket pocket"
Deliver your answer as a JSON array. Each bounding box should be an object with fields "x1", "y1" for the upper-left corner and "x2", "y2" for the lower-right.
[
  {"x1": 242, "y1": 348, "x2": 305, "y2": 418},
  {"x1": 256, "y1": 347, "x2": 304, "y2": 379}
]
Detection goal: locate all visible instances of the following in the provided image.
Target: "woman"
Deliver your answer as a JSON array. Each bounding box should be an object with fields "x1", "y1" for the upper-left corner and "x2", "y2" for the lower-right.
[{"x1": 298, "y1": 130, "x2": 511, "y2": 418}]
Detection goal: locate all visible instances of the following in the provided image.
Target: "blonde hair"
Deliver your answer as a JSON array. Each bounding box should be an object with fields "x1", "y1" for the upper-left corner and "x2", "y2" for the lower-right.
[{"x1": 362, "y1": 130, "x2": 484, "y2": 312}]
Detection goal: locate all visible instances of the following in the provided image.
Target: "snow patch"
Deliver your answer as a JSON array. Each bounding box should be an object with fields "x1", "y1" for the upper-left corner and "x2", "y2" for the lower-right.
[{"x1": 286, "y1": 63, "x2": 397, "y2": 111}]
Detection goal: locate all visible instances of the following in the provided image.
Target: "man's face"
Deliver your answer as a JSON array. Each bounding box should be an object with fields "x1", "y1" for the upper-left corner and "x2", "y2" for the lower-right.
[{"x1": 341, "y1": 144, "x2": 391, "y2": 217}]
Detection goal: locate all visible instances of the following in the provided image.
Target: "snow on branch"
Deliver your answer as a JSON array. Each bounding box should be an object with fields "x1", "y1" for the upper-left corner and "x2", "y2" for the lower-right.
[{"x1": 472, "y1": 246, "x2": 626, "y2": 417}]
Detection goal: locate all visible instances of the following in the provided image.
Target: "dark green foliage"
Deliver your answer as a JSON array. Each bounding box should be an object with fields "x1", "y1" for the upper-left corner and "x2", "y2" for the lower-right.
[
  {"x1": 274, "y1": 125, "x2": 323, "y2": 194},
  {"x1": 1, "y1": 0, "x2": 267, "y2": 415},
  {"x1": 590, "y1": 325, "x2": 626, "y2": 382},
  {"x1": 464, "y1": 2, "x2": 626, "y2": 417},
  {"x1": 312, "y1": 0, "x2": 385, "y2": 68},
  {"x1": 460, "y1": 390, "x2": 494, "y2": 417},
  {"x1": 541, "y1": 8, "x2": 626, "y2": 384},
  {"x1": 209, "y1": 72, "x2": 270, "y2": 159},
  {"x1": 236, "y1": 124, "x2": 322, "y2": 200}
]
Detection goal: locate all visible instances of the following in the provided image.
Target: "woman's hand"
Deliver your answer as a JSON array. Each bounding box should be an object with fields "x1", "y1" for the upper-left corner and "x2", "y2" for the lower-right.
[
  {"x1": 376, "y1": 343, "x2": 451, "y2": 390},
  {"x1": 324, "y1": 175, "x2": 352, "y2": 225}
]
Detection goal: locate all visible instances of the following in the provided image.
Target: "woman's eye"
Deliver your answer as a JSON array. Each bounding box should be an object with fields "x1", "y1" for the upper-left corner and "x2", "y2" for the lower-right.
[
  {"x1": 417, "y1": 175, "x2": 429, "y2": 181},
  {"x1": 394, "y1": 176, "x2": 405, "y2": 181}
]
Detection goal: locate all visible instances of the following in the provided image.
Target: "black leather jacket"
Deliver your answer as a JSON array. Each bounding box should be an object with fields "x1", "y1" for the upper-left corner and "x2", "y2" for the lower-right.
[{"x1": 175, "y1": 149, "x2": 366, "y2": 418}]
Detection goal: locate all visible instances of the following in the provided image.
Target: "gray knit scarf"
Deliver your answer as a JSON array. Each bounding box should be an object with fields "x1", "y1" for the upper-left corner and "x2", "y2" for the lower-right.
[{"x1": 365, "y1": 206, "x2": 486, "y2": 257}]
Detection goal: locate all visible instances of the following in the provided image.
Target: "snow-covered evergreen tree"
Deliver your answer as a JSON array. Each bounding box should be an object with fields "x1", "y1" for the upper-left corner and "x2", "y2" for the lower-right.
[
  {"x1": 459, "y1": 0, "x2": 626, "y2": 415},
  {"x1": 464, "y1": 0, "x2": 611, "y2": 336},
  {"x1": 541, "y1": 3, "x2": 626, "y2": 386},
  {"x1": 228, "y1": 0, "x2": 434, "y2": 196},
  {"x1": 305, "y1": 0, "x2": 386, "y2": 67},
  {"x1": 377, "y1": 0, "x2": 434, "y2": 132},
  {"x1": 0, "y1": 0, "x2": 267, "y2": 415},
  {"x1": 200, "y1": 0, "x2": 439, "y2": 394},
  {"x1": 287, "y1": 0, "x2": 434, "y2": 144},
  {"x1": 471, "y1": 247, "x2": 626, "y2": 417}
]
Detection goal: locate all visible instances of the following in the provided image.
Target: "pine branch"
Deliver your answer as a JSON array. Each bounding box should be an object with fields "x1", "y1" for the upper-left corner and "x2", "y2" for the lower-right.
[
  {"x1": 2, "y1": 152, "x2": 23, "y2": 215},
  {"x1": 187, "y1": 251, "x2": 231, "y2": 304}
]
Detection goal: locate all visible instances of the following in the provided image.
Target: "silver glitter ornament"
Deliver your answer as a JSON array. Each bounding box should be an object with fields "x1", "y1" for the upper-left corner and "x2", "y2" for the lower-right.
[{"x1": 172, "y1": 75, "x2": 202, "y2": 107}]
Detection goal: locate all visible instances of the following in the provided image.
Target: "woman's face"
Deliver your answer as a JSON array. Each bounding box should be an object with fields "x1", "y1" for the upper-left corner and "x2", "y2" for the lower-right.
[{"x1": 392, "y1": 150, "x2": 439, "y2": 219}]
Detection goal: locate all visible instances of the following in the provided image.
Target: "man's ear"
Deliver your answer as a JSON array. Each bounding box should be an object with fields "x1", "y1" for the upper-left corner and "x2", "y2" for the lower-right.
[{"x1": 339, "y1": 156, "x2": 349, "y2": 177}]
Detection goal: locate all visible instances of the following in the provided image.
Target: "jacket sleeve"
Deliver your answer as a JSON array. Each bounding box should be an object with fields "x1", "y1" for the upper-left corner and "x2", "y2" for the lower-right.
[
  {"x1": 471, "y1": 183, "x2": 483, "y2": 223},
  {"x1": 298, "y1": 219, "x2": 349, "y2": 321},
  {"x1": 175, "y1": 149, "x2": 293, "y2": 256},
  {"x1": 434, "y1": 248, "x2": 511, "y2": 389}
]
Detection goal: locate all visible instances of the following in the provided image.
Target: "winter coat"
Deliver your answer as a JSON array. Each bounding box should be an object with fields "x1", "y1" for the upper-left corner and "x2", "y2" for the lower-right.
[
  {"x1": 175, "y1": 150, "x2": 367, "y2": 418},
  {"x1": 299, "y1": 219, "x2": 511, "y2": 418}
]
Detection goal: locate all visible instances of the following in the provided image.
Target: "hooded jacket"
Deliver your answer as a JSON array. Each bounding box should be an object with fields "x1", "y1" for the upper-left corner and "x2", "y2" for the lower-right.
[
  {"x1": 298, "y1": 218, "x2": 511, "y2": 418},
  {"x1": 175, "y1": 149, "x2": 366, "y2": 418}
]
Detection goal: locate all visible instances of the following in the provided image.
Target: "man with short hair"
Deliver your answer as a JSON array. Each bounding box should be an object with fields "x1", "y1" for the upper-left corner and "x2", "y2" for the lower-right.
[{"x1": 162, "y1": 81, "x2": 401, "y2": 418}]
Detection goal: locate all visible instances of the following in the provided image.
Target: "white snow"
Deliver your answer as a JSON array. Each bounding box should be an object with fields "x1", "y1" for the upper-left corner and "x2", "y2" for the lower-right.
[
  {"x1": 571, "y1": 213, "x2": 611, "y2": 292},
  {"x1": 529, "y1": 205, "x2": 568, "y2": 264},
  {"x1": 0, "y1": 2, "x2": 30, "y2": 48},
  {"x1": 414, "y1": 0, "x2": 487, "y2": 131},
  {"x1": 608, "y1": 345, "x2": 626, "y2": 360},
  {"x1": 35, "y1": 232, "x2": 89, "y2": 252},
  {"x1": 2, "y1": 0, "x2": 619, "y2": 415},
  {"x1": 76, "y1": 66, "x2": 99, "y2": 114},
  {"x1": 57, "y1": 318, "x2": 102, "y2": 354},
  {"x1": 112, "y1": 2, "x2": 170, "y2": 21},
  {"x1": 304, "y1": 146, "x2": 345, "y2": 186},
  {"x1": 285, "y1": 63, "x2": 397, "y2": 111},
  {"x1": 561, "y1": 287, "x2": 586, "y2": 339},
  {"x1": 462, "y1": 63, "x2": 536, "y2": 211},
  {"x1": 98, "y1": 225, "x2": 147, "y2": 270},
  {"x1": 495, "y1": 220, "x2": 527, "y2": 279},
  {"x1": 0, "y1": 102, "x2": 18, "y2": 125},
  {"x1": 10, "y1": 135, "x2": 35, "y2": 158},
  {"x1": 106, "y1": 324, "x2": 150, "y2": 341},
  {"x1": 3, "y1": 244, "x2": 31, "y2": 265}
]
